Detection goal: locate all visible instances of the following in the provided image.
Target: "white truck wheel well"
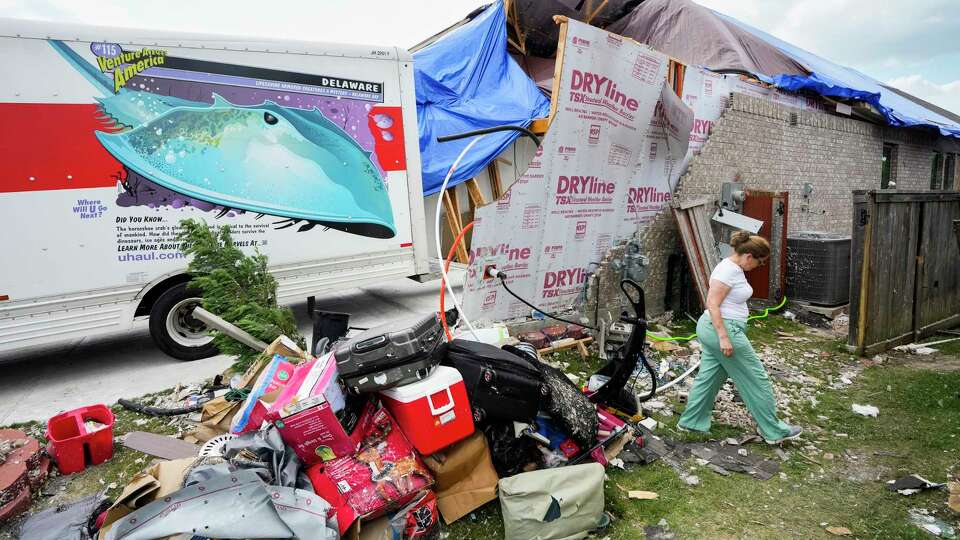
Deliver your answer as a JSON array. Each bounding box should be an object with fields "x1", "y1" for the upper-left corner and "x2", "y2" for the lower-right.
[{"x1": 134, "y1": 274, "x2": 194, "y2": 318}]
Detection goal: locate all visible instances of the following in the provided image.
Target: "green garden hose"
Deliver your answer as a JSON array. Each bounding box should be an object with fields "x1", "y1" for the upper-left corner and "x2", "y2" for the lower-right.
[{"x1": 648, "y1": 296, "x2": 789, "y2": 342}]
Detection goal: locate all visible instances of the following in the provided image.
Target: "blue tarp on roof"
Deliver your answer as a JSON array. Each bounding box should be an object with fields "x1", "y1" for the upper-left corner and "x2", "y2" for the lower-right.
[
  {"x1": 414, "y1": 1, "x2": 550, "y2": 196},
  {"x1": 714, "y1": 11, "x2": 960, "y2": 138}
]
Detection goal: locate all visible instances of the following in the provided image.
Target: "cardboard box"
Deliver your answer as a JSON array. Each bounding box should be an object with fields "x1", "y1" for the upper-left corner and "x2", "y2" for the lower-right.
[
  {"x1": 423, "y1": 432, "x2": 499, "y2": 524},
  {"x1": 97, "y1": 458, "x2": 195, "y2": 540},
  {"x1": 231, "y1": 354, "x2": 296, "y2": 434},
  {"x1": 267, "y1": 393, "x2": 363, "y2": 464}
]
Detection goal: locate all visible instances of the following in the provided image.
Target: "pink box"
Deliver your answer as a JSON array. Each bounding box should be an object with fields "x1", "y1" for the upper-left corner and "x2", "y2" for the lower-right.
[
  {"x1": 231, "y1": 355, "x2": 296, "y2": 434},
  {"x1": 268, "y1": 352, "x2": 345, "y2": 417}
]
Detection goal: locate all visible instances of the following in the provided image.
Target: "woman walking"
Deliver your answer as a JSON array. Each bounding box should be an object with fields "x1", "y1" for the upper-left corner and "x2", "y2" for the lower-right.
[{"x1": 677, "y1": 231, "x2": 802, "y2": 444}]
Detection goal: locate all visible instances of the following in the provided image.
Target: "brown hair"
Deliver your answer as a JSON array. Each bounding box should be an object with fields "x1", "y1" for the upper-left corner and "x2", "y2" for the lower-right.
[{"x1": 729, "y1": 230, "x2": 770, "y2": 259}]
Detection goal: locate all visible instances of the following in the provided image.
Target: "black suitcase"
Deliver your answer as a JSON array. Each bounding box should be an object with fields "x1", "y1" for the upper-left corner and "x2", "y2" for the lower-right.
[
  {"x1": 334, "y1": 313, "x2": 444, "y2": 394},
  {"x1": 443, "y1": 339, "x2": 547, "y2": 423}
]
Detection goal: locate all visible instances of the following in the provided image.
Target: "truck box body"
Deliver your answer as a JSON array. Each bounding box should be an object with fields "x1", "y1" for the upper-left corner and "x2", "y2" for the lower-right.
[{"x1": 0, "y1": 18, "x2": 429, "y2": 357}]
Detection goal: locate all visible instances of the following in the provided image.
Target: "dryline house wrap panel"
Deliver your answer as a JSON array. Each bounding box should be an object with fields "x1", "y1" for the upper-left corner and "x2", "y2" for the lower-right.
[{"x1": 461, "y1": 20, "x2": 692, "y2": 323}]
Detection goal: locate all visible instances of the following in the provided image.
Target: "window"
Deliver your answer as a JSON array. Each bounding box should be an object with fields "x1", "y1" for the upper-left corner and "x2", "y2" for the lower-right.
[
  {"x1": 930, "y1": 151, "x2": 944, "y2": 190},
  {"x1": 945, "y1": 153, "x2": 957, "y2": 191},
  {"x1": 881, "y1": 143, "x2": 898, "y2": 189}
]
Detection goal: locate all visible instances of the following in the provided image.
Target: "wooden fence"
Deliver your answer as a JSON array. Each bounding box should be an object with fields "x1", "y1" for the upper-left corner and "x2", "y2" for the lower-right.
[{"x1": 849, "y1": 191, "x2": 960, "y2": 355}]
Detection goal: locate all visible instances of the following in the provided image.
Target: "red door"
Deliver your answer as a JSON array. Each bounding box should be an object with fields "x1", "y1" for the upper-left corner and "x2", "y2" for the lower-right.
[{"x1": 741, "y1": 190, "x2": 789, "y2": 301}]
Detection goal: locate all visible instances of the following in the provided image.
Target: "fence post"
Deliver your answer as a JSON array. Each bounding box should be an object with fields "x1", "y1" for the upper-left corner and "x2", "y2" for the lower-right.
[
  {"x1": 854, "y1": 192, "x2": 874, "y2": 356},
  {"x1": 954, "y1": 219, "x2": 960, "y2": 252}
]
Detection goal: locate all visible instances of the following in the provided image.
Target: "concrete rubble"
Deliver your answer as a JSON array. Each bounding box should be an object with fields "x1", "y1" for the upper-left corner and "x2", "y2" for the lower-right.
[{"x1": 644, "y1": 337, "x2": 861, "y2": 436}]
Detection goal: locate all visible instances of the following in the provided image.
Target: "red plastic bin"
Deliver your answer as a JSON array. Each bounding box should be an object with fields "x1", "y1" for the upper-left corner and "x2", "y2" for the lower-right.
[{"x1": 45, "y1": 404, "x2": 115, "y2": 475}]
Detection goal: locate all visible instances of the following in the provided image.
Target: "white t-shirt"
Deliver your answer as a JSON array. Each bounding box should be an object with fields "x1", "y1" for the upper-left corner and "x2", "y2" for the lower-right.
[{"x1": 709, "y1": 258, "x2": 752, "y2": 322}]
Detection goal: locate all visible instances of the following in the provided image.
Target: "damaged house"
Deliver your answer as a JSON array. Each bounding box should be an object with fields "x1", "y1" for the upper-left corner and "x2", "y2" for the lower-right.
[{"x1": 413, "y1": 0, "x2": 959, "y2": 348}]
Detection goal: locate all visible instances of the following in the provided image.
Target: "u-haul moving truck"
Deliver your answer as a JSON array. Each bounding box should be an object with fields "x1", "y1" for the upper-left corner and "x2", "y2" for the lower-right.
[{"x1": 0, "y1": 18, "x2": 429, "y2": 360}]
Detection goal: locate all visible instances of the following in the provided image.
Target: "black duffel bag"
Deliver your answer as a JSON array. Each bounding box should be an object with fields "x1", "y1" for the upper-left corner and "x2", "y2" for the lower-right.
[{"x1": 443, "y1": 339, "x2": 547, "y2": 424}]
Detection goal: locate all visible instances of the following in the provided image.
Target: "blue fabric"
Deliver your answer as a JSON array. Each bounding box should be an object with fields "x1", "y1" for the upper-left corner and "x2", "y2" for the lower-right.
[
  {"x1": 414, "y1": 2, "x2": 551, "y2": 195},
  {"x1": 714, "y1": 11, "x2": 960, "y2": 138}
]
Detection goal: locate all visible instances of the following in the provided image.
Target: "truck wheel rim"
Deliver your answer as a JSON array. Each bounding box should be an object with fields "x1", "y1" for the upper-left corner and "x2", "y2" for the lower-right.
[{"x1": 166, "y1": 298, "x2": 213, "y2": 348}]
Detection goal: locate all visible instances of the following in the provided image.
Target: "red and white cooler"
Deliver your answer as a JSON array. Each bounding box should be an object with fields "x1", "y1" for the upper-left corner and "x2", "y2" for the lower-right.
[{"x1": 379, "y1": 366, "x2": 474, "y2": 455}]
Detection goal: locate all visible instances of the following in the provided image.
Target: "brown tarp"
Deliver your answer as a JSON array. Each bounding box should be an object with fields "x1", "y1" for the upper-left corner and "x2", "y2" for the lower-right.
[
  {"x1": 510, "y1": 0, "x2": 808, "y2": 97},
  {"x1": 606, "y1": 0, "x2": 808, "y2": 76},
  {"x1": 509, "y1": 52, "x2": 557, "y2": 92}
]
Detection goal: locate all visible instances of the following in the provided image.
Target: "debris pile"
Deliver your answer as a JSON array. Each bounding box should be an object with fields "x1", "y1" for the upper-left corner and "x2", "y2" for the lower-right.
[
  {"x1": 0, "y1": 430, "x2": 50, "y2": 523},
  {"x1": 2, "y1": 293, "x2": 875, "y2": 538},
  {"x1": 648, "y1": 340, "x2": 846, "y2": 433},
  {"x1": 9, "y1": 312, "x2": 662, "y2": 539},
  {"x1": 908, "y1": 508, "x2": 957, "y2": 539}
]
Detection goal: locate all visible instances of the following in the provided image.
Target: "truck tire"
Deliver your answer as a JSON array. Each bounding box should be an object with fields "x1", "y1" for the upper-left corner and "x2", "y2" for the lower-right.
[{"x1": 149, "y1": 283, "x2": 218, "y2": 360}]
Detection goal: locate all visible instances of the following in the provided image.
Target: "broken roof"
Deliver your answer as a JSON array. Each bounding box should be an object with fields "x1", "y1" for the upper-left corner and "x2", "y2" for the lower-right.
[
  {"x1": 606, "y1": 0, "x2": 807, "y2": 79},
  {"x1": 709, "y1": 9, "x2": 960, "y2": 137},
  {"x1": 508, "y1": 0, "x2": 960, "y2": 138}
]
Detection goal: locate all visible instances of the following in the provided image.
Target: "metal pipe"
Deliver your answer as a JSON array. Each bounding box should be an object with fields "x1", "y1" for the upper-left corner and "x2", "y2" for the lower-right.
[{"x1": 191, "y1": 306, "x2": 268, "y2": 351}]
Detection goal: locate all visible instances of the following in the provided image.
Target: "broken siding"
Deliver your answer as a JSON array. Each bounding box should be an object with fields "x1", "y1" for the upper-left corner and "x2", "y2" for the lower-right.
[{"x1": 640, "y1": 93, "x2": 955, "y2": 316}]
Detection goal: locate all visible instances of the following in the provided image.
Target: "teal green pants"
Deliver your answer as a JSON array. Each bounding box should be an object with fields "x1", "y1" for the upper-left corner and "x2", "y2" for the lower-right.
[{"x1": 678, "y1": 312, "x2": 791, "y2": 441}]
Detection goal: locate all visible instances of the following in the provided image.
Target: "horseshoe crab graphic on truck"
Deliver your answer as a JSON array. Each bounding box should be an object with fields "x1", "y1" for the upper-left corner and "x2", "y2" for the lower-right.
[{"x1": 49, "y1": 39, "x2": 403, "y2": 238}]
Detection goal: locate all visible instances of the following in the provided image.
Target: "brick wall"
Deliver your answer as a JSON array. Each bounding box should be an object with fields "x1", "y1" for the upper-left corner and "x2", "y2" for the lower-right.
[
  {"x1": 883, "y1": 127, "x2": 939, "y2": 190},
  {"x1": 676, "y1": 93, "x2": 886, "y2": 234},
  {"x1": 627, "y1": 93, "x2": 946, "y2": 316},
  {"x1": 895, "y1": 143, "x2": 933, "y2": 190}
]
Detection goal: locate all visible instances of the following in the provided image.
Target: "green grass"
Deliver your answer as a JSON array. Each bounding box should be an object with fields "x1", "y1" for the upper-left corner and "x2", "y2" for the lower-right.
[
  {"x1": 0, "y1": 395, "x2": 182, "y2": 530},
  {"x1": 447, "y1": 317, "x2": 960, "y2": 539},
  {"x1": 6, "y1": 319, "x2": 958, "y2": 539}
]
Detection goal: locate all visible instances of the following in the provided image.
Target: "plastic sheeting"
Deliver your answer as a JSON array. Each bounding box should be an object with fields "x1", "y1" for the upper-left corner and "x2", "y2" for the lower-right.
[
  {"x1": 103, "y1": 469, "x2": 337, "y2": 540},
  {"x1": 18, "y1": 492, "x2": 108, "y2": 540},
  {"x1": 462, "y1": 19, "x2": 692, "y2": 323},
  {"x1": 712, "y1": 11, "x2": 960, "y2": 138},
  {"x1": 606, "y1": 0, "x2": 807, "y2": 79},
  {"x1": 597, "y1": 0, "x2": 960, "y2": 138},
  {"x1": 414, "y1": 1, "x2": 550, "y2": 196}
]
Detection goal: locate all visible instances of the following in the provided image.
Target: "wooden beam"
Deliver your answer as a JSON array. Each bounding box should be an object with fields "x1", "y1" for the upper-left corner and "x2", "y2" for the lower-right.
[
  {"x1": 585, "y1": 0, "x2": 609, "y2": 24},
  {"x1": 548, "y1": 17, "x2": 569, "y2": 125},
  {"x1": 442, "y1": 188, "x2": 469, "y2": 263},
  {"x1": 465, "y1": 178, "x2": 487, "y2": 209},
  {"x1": 537, "y1": 337, "x2": 594, "y2": 357},
  {"x1": 529, "y1": 117, "x2": 550, "y2": 135},
  {"x1": 855, "y1": 193, "x2": 874, "y2": 354},
  {"x1": 504, "y1": 0, "x2": 526, "y2": 55},
  {"x1": 487, "y1": 162, "x2": 504, "y2": 200}
]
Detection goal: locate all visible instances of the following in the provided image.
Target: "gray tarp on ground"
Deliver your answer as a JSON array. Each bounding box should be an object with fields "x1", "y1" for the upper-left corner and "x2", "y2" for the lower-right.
[
  {"x1": 606, "y1": 0, "x2": 808, "y2": 77},
  {"x1": 105, "y1": 427, "x2": 335, "y2": 540},
  {"x1": 103, "y1": 469, "x2": 337, "y2": 540},
  {"x1": 221, "y1": 426, "x2": 305, "y2": 489},
  {"x1": 18, "y1": 492, "x2": 107, "y2": 540}
]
